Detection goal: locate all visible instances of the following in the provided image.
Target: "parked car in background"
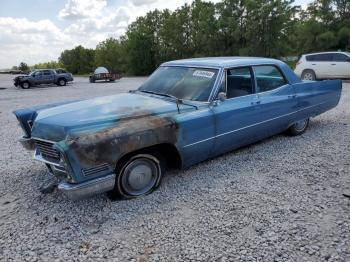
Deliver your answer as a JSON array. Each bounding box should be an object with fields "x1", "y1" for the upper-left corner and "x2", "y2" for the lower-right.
[
  {"x1": 295, "y1": 51, "x2": 350, "y2": 80},
  {"x1": 89, "y1": 67, "x2": 122, "y2": 83},
  {"x1": 14, "y1": 57, "x2": 342, "y2": 200},
  {"x1": 14, "y1": 69, "x2": 74, "y2": 89}
]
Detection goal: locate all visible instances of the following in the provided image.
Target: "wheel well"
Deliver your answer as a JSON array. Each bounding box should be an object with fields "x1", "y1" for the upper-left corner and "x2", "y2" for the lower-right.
[
  {"x1": 302, "y1": 69, "x2": 315, "y2": 74},
  {"x1": 21, "y1": 81, "x2": 30, "y2": 86},
  {"x1": 115, "y1": 143, "x2": 182, "y2": 171}
]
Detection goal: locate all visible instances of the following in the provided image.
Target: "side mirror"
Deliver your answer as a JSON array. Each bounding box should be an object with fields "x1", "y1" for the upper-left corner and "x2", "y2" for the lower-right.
[{"x1": 217, "y1": 92, "x2": 227, "y2": 102}]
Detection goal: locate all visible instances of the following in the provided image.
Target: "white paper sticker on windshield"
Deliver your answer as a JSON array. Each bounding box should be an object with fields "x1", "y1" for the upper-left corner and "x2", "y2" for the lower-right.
[{"x1": 193, "y1": 70, "x2": 215, "y2": 79}]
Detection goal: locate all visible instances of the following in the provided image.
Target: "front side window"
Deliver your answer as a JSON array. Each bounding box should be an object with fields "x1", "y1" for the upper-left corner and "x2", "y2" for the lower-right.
[
  {"x1": 138, "y1": 66, "x2": 218, "y2": 101},
  {"x1": 33, "y1": 71, "x2": 42, "y2": 77},
  {"x1": 225, "y1": 67, "x2": 253, "y2": 99},
  {"x1": 253, "y1": 65, "x2": 287, "y2": 93},
  {"x1": 43, "y1": 70, "x2": 52, "y2": 75}
]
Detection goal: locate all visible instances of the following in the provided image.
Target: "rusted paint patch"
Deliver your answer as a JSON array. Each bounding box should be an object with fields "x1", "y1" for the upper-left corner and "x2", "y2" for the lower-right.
[{"x1": 66, "y1": 112, "x2": 178, "y2": 167}]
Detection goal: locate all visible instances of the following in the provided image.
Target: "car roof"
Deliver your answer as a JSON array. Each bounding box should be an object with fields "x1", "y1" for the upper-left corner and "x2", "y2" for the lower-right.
[
  {"x1": 162, "y1": 57, "x2": 284, "y2": 68},
  {"x1": 303, "y1": 51, "x2": 348, "y2": 56}
]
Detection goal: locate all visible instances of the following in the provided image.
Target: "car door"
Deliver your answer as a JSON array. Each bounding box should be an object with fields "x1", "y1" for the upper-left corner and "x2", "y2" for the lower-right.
[
  {"x1": 43, "y1": 70, "x2": 55, "y2": 84},
  {"x1": 211, "y1": 66, "x2": 261, "y2": 156},
  {"x1": 308, "y1": 53, "x2": 333, "y2": 78},
  {"x1": 331, "y1": 53, "x2": 350, "y2": 78},
  {"x1": 32, "y1": 71, "x2": 44, "y2": 84},
  {"x1": 253, "y1": 65, "x2": 298, "y2": 137}
]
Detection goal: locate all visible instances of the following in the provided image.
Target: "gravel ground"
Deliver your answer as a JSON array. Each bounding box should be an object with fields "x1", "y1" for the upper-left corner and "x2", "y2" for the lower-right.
[{"x1": 0, "y1": 74, "x2": 349, "y2": 261}]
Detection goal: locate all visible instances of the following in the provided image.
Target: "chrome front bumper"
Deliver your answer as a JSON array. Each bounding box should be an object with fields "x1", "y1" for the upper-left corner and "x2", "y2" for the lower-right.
[
  {"x1": 20, "y1": 137, "x2": 116, "y2": 200},
  {"x1": 58, "y1": 174, "x2": 116, "y2": 200}
]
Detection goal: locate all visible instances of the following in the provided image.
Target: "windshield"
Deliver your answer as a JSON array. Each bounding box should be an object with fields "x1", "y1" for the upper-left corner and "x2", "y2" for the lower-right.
[{"x1": 138, "y1": 66, "x2": 219, "y2": 102}]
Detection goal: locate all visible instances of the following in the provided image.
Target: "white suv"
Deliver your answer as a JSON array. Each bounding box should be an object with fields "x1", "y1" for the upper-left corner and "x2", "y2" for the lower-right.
[{"x1": 295, "y1": 51, "x2": 350, "y2": 80}]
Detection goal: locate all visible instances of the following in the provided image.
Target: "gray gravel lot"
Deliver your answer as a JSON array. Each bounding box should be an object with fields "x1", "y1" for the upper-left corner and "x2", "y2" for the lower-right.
[{"x1": 0, "y1": 74, "x2": 349, "y2": 261}]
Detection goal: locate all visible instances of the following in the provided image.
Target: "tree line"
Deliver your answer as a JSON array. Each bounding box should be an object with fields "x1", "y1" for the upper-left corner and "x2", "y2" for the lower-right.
[{"x1": 20, "y1": 0, "x2": 350, "y2": 75}]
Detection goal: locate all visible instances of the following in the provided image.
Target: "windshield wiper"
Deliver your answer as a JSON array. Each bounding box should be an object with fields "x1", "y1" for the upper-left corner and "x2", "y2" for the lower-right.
[
  {"x1": 136, "y1": 90, "x2": 198, "y2": 113},
  {"x1": 139, "y1": 90, "x2": 179, "y2": 100}
]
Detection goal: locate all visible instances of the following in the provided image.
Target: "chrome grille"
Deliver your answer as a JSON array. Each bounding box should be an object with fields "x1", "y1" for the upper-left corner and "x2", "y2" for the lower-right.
[
  {"x1": 34, "y1": 139, "x2": 60, "y2": 161},
  {"x1": 82, "y1": 164, "x2": 110, "y2": 177}
]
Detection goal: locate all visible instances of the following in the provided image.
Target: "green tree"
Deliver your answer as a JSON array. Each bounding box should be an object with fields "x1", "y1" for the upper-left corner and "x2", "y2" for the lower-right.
[
  {"x1": 59, "y1": 45, "x2": 95, "y2": 74},
  {"x1": 18, "y1": 62, "x2": 29, "y2": 72},
  {"x1": 95, "y1": 38, "x2": 124, "y2": 72},
  {"x1": 13, "y1": 0, "x2": 350, "y2": 76},
  {"x1": 338, "y1": 27, "x2": 350, "y2": 49}
]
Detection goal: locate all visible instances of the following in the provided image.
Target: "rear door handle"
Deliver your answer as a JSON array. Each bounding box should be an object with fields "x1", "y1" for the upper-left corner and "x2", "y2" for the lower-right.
[
  {"x1": 288, "y1": 94, "x2": 297, "y2": 98},
  {"x1": 331, "y1": 64, "x2": 336, "y2": 65},
  {"x1": 251, "y1": 101, "x2": 261, "y2": 105}
]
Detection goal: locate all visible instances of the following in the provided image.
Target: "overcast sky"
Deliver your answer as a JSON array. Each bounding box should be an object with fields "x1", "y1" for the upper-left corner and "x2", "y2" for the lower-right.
[{"x1": 0, "y1": 0, "x2": 313, "y2": 68}]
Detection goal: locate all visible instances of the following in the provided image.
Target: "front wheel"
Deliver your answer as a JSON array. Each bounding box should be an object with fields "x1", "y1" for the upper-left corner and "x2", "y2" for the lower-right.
[
  {"x1": 287, "y1": 118, "x2": 309, "y2": 136},
  {"x1": 20, "y1": 81, "x2": 30, "y2": 89},
  {"x1": 58, "y1": 78, "x2": 67, "y2": 86},
  {"x1": 108, "y1": 153, "x2": 164, "y2": 200}
]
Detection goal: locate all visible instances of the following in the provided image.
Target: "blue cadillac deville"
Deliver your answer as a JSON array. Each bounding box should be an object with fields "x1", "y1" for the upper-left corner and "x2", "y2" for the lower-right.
[{"x1": 14, "y1": 57, "x2": 342, "y2": 200}]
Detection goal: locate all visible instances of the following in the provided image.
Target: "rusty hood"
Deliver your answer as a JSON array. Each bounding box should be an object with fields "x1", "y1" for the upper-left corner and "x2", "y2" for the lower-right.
[{"x1": 30, "y1": 92, "x2": 191, "y2": 141}]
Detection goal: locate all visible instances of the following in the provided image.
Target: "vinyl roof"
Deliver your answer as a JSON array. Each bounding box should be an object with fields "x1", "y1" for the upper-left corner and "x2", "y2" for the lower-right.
[{"x1": 162, "y1": 57, "x2": 283, "y2": 68}]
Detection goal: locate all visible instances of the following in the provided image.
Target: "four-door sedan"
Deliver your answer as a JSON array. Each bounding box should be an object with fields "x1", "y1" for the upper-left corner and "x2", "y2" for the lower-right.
[
  {"x1": 295, "y1": 51, "x2": 350, "y2": 80},
  {"x1": 14, "y1": 57, "x2": 342, "y2": 200}
]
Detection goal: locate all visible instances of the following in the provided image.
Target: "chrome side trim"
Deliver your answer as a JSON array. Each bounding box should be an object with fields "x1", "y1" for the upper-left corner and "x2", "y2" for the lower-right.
[
  {"x1": 58, "y1": 174, "x2": 116, "y2": 200},
  {"x1": 31, "y1": 137, "x2": 57, "y2": 143},
  {"x1": 183, "y1": 101, "x2": 327, "y2": 148},
  {"x1": 82, "y1": 163, "x2": 110, "y2": 177}
]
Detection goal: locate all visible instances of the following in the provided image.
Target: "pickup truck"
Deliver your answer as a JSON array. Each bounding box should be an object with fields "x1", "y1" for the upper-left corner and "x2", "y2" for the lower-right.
[
  {"x1": 14, "y1": 57, "x2": 342, "y2": 200},
  {"x1": 14, "y1": 69, "x2": 74, "y2": 89}
]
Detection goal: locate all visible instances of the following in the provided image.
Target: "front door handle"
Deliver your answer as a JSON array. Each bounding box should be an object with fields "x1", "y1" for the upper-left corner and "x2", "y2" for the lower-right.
[{"x1": 288, "y1": 94, "x2": 297, "y2": 98}]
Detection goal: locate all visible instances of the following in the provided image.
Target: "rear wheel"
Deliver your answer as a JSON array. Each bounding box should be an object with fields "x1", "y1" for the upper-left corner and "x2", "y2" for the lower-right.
[
  {"x1": 108, "y1": 153, "x2": 165, "y2": 200},
  {"x1": 301, "y1": 70, "x2": 316, "y2": 81},
  {"x1": 20, "y1": 81, "x2": 30, "y2": 89},
  {"x1": 58, "y1": 78, "x2": 67, "y2": 86},
  {"x1": 287, "y1": 118, "x2": 309, "y2": 136}
]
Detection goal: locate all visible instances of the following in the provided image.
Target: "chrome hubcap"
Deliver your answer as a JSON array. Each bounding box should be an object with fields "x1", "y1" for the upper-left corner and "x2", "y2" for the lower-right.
[
  {"x1": 60, "y1": 80, "x2": 65, "y2": 85},
  {"x1": 303, "y1": 73, "x2": 313, "y2": 80},
  {"x1": 23, "y1": 83, "x2": 29, "y2": 88},
  {"x1": 294, "y1": 119, "x2": 307, "y2": 131},
  {"x1": 121, "y1": 158, "x2": 159, "y2": 196}
]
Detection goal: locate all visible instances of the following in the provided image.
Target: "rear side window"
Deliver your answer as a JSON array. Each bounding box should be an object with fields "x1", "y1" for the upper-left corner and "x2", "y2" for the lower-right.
[
  {"x1": 253, "y1": 65, "x2": 287, "y2": 93},
  {"x1": 332, "y1": 53, "x2": 349, "y2": 62},
  {"x1": 43, "y1": 70, "x2": 52, "y2": 75},
  {"x1": 226, "y1": 67, "x2": 253, "y2": 99},
  {"x1": 306, "y1": 54, "x2": 332, "y2": 62}
]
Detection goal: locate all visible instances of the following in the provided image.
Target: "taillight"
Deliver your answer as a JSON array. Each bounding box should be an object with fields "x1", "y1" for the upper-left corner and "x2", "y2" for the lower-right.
[{"x1": 296, "y1": 61, "x2": 301, "y2": 66}]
